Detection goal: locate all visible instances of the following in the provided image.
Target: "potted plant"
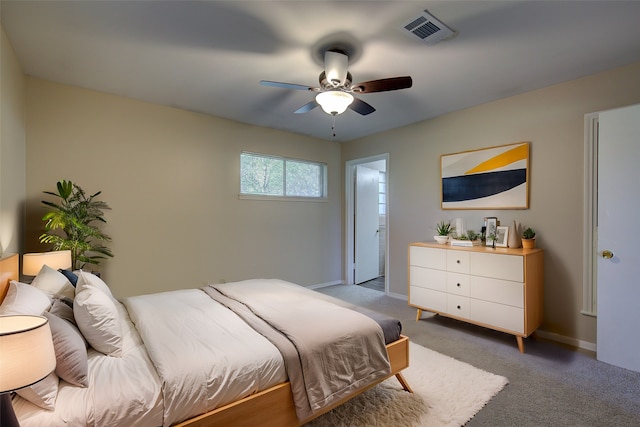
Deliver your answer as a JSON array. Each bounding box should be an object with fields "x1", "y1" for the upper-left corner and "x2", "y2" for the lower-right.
[
  {"x1": 40, "y1": 180, "x2": 114, "y2": 269},
  {"x1": 521, "y1": 227, "x2": 536, "y2": 249},
  {"x1": 434, "y1": 220, "x2": 454, "y2": 244}
]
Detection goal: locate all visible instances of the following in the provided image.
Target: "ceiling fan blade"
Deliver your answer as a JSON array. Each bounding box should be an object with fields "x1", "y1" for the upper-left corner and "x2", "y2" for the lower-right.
[
  {"x1": 294, "y1": 100, "x2": 319, "y2": 114},
  {"x1": 351, "y1": 76, "x2": 413, "y2": 93},
  {"x1": 260, "y1": 80, "x2": 316, "y2": 91},
  {"x1": 349, "y1": 97, "x2": 376, "y2": 115}
]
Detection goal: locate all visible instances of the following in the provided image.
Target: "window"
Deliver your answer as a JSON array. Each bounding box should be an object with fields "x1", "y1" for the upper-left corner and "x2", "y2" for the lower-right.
[{"x1": 240, "y1": 152, "x2": 327, "y2": 199}]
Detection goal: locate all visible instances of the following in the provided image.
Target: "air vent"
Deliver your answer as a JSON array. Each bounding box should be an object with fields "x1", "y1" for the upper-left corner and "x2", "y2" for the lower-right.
[{"x1": 402, "y1": 10, "x2": 455, "y2": 45}]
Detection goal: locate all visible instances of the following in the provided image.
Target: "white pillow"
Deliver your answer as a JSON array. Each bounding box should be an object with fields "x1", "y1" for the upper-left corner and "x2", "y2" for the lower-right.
[
  {"x1": 44, "y1": 311, "x2": 89, "y2": 387},
  {"x1": 16, "y1": 372, "x2": 59, "y2": 410},
  {"x1": 0, "y1": 281, "x2": 52, "y2": 315},
  {"x1": 31, "y1": 265, "x2": 75, "y2": 300},
  {"x1": 75, "y1": 271, "x2": 114, "y2": 299},
  {"x1": 74, "y1": 286, "x2": 123, "y2": 357}
]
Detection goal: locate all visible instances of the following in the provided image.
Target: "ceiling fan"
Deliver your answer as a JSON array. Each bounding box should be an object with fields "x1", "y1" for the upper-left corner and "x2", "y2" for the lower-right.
[{"x1": 260, "y1": 50, "x2": 412, "y2": 116}]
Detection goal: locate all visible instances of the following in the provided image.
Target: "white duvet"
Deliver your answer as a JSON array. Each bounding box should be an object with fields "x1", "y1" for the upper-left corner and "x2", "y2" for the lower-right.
[{"x1": 123, "y1": 288, "x2": 287, "y2": 426}]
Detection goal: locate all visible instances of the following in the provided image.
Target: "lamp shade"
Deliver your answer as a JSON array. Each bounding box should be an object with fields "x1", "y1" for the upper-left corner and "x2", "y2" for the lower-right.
[
  {"x1": 315, "y1": 91, "x2": 354, "y2": 115},
  {"x1": 0, "y1": 315, "x2": 56, "y2": 393},
  {"x1": 22, "y1": 250, "x2": 72, "y2": 276}
]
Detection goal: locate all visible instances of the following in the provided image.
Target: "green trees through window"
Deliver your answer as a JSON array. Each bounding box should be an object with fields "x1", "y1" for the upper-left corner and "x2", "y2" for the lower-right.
[{"x1": 240, "y1": 152, "x2": 326, "y2": 198}]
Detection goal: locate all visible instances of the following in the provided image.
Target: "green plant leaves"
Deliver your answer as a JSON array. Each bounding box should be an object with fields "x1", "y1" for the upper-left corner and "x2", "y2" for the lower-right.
[{"x1": 40, "y1": 180, "x2": 113, "y2": 269}]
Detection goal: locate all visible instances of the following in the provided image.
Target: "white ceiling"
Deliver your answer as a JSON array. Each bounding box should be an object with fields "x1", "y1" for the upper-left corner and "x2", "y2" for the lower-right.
[{"x1": 2, "y1": 1, "x2": 640, "y2": 142}]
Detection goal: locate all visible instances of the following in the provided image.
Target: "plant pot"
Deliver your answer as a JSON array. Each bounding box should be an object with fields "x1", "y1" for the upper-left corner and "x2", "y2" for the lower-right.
[
  {"x1": 521, "y1": 238, "x2": 536, "y2": 249},
  {"x1": 434, "y1": 235, "x2": 449, "y2": 244}
]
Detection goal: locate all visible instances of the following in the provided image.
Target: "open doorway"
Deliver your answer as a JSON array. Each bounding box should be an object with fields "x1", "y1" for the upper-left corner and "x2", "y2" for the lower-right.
[{"x1": 345, "y1": 154, "x2": 388, "y2": 293}]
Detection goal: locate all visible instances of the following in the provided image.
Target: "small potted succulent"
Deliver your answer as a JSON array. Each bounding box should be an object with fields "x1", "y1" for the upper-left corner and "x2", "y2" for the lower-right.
[
  {"x1": 434, "y1": 220, "x2": 454, "y2": 244},
  {"x1": 521, "y1": 227, "x2": 536, "y2": 249}
]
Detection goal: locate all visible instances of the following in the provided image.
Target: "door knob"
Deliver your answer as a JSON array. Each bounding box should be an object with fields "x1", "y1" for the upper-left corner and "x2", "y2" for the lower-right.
[{"x1": 601, "y1": 250, "x2": 614, "y2": 259}]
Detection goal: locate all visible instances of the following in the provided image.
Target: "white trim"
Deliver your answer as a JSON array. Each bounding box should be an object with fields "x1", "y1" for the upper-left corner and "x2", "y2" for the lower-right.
[
  {"x1": 386, "y1": 291, "x2": 407, "y2": 301},
  {"x1": 306, "y1": 280, "x2": 344, "y2": 290},
  {"x1": 535, "y1": 330, "x2": 597, "y2": 353},
  {"x1": 582, "y1": 113, "x2": 598, "y2": 317},
  {"x1": 345, "y1": 154, "x2": 390, "y2": 293},
  {"x1": 238, "y1": 194, "x2": 328, "y2": 202}
]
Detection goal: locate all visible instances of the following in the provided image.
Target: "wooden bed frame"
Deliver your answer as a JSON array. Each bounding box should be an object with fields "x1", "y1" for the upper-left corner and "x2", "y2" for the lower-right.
[{"x1": 0, "y1": 254, "x2": 411, "y2": 427}]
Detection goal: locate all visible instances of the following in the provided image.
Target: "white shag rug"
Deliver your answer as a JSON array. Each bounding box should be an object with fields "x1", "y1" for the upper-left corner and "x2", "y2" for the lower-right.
[{"x1": 306, "y1": 342, "x2": 508, "y2": 427}]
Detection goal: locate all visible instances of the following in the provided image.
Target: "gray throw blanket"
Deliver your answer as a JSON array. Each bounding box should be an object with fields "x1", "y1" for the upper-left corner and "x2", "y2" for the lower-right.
[{"x1": 204, "y1": 279, "x2": 391, "y2": 421}]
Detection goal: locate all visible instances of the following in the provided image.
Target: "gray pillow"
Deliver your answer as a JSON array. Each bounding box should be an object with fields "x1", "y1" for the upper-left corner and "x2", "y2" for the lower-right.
[{"x1": 44, "y1": 311, "x2": 89, "y2": 387}]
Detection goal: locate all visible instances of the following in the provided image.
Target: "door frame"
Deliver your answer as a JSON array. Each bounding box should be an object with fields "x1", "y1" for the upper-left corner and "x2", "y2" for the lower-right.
[
  {"x1": 345, "y1": 154, "x2": 389, "y2": 291},
  {"x1": 582, "y1": 112, "x2": 599, "y2": 317}
]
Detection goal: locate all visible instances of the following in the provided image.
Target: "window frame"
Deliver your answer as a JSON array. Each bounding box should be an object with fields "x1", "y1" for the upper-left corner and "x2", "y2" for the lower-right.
[{"x1": 239, "y1": 151, "x2": 328, "y2": 201}]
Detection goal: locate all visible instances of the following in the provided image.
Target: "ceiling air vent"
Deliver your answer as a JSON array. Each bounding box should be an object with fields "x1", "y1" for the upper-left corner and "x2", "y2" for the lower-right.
[{"x1": 402, "y1": 10, "x2": 455, "y2": 45}]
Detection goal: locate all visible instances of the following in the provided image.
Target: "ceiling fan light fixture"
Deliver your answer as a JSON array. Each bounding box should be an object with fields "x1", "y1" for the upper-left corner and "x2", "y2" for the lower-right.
[{"x1": 316, "y1": 91, "x2": 354, "y2": 115}]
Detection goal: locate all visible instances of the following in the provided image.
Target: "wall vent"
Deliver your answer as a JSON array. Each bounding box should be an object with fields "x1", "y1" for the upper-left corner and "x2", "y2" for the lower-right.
[{"x1": 402, "y1": 10, "x2": 455, "y2": 45}]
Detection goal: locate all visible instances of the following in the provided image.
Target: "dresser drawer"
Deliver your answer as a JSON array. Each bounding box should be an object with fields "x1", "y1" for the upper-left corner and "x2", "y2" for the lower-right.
[
  {"x1": 410, "y1": 266, "x2": 446, "y2": 292},
  {"x1": 446, "y1": 272, "x2": 470, "y2": 296},
  {"x1": 410, "y1": 246, "x2": 446, "y2": 269},
  {"x1": 447, "y1": 250, "x2": 470, "y2": 273},
  {"x1": 470, "y1": 299, "x2": 524, "y2": 333},
  {"x1": 447, "y1": 294, "x2": 470, "y2": 318},
  {"x1": 410, "y1": 286, "x2": 447, "y2": 313},
  {"x1": 470, "y1": 276, "x2": 523, "y2": 308},
  {"x1": 470, "y1": 252, "x2": 523, "y2": 282}
]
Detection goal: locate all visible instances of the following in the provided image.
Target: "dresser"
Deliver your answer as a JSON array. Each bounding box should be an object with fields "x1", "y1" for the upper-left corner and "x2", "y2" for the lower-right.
[{"x1": 408, "y1": 242, "x2": 544, "y2": 352}]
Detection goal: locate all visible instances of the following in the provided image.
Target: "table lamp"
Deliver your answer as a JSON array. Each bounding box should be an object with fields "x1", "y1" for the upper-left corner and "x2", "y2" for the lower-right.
[
  {"x1": 0, "y1": 315, "x2": 56, "y2": 427},
  {"x1": 22, "y1": 250, "x2": 72, "y2": 277}
]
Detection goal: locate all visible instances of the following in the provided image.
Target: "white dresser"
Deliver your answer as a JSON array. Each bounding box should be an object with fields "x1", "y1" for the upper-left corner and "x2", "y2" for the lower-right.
[{"x1": 409, "y1": 242, "x2": 544, "y2": 352}]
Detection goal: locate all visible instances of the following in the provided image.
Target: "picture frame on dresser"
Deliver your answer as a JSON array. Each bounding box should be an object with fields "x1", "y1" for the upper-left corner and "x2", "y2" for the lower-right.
[
  {"x1": 485, "y1": 217, "x2": 497, "y2": 246},
  {"x1": 495, "y1": 226, "x2": 509, "y2": 247}
]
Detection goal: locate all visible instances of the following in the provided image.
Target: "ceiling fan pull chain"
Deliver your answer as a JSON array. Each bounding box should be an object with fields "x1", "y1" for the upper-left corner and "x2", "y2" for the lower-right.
[{"x1": 332, "y1": 114, "x2": 337, "y2": 138}]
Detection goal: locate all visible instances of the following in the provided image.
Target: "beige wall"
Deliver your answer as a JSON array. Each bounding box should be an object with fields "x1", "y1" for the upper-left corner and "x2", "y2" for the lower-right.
[
  {"x1": 25, "y1": 79, "x2": 342, "y2": 298},
  {"x1": 343, "y1": 61, "x2": 640, "y2": 344},
  {"x1": 0, "y1": 24, "x2": 26, "y2": 255}
]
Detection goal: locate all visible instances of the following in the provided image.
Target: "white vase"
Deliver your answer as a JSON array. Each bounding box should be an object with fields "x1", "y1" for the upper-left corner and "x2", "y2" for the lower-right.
[{"x1": 434, "y1": 235, "x2": 449, "y2": 244}]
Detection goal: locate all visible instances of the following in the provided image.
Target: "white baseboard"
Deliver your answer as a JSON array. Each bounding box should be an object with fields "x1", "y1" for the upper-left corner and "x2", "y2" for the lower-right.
[
  {"x1": 387, "y1": 291, "x2": 408, "y2": 301},
  {"x1": 535, "y1": 330, "x2": 596, "y2": 353},
  {"x1": 307, "y1": 280, "x2": 343, "y2": 290}
]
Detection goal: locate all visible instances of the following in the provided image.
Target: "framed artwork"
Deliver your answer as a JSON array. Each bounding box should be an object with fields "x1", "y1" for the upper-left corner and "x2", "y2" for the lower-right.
[
  {"x1": 485, "y1": 217, "x2": 497, "y2": 246},
  {"x1": 441, "y1": 142, "x2": 530, "y2": 209},
  {"x1": 495, "y1": 226, "x2": 509, "y2": 247}
]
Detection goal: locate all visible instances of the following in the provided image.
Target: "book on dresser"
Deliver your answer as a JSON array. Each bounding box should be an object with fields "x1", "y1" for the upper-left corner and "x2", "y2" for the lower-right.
[
  {"x1": 449, "y1": 239, "x2": 482, "y2": 247},
  {"x1": 408, "y1": 242, "x2": 544, "y2": 353}
]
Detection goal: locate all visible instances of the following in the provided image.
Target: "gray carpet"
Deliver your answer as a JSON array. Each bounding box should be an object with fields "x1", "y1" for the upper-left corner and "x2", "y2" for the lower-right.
[{"x1": 317, "y1": 284, "x2": 640, "y2": 426}]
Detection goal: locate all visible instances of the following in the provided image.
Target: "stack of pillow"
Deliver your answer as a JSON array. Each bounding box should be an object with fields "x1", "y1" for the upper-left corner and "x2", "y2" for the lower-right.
[{"x1": 0, "y1": 265, "x2": 123, "y2": 411}]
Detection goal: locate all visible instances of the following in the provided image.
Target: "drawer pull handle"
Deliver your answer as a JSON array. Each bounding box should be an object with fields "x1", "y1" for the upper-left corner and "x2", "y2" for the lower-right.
[
  {"x1": 456, "y1": 260, "x2": 461, "y2": 264},
  {"x1": 457, "y1": 283, "x2": 461, "y2": 287},
  {"x1": 457, "y1": 305, "x2": 461, "y2": 310}
]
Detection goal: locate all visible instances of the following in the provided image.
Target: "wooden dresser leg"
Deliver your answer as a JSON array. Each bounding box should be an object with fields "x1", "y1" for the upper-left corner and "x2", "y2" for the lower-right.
[
  {"x1": 415, "y1": 308, "x2": 422, "y2": 322},
  {"x1": 516, "y1": 336, "x2": 525, "y2": 353},
  {"x1": 395, "y1": 373, "x2": 414, "y2": 393}
]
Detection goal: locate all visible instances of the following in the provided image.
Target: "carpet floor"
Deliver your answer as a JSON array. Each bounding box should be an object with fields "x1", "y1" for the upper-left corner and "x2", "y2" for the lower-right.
[{"x1": 307, "y1": 342, "x2": 508, "y2": 427}]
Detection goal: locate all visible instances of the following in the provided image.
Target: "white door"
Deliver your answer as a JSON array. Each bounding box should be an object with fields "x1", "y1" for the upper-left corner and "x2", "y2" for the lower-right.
[
  {"x1": 597, "y1": 103, "x2": 640, "y2": 373},
  {"x1": 355, "y1": 165, "x2": 380, "y2": 284}
]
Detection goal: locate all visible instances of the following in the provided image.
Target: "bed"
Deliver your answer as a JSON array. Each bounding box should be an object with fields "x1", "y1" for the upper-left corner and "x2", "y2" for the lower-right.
[{"x1": 0, "y1": 254, "x2": 410, "y2": 426}]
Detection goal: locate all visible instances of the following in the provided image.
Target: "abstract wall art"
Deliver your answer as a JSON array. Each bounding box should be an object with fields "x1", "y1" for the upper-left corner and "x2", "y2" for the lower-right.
[{"x1": 441, "y1": 142, "x2": 530, "y2": 209}]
